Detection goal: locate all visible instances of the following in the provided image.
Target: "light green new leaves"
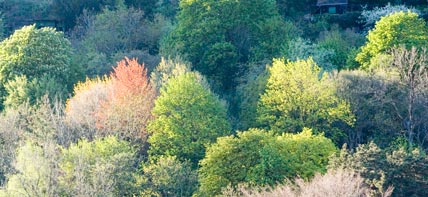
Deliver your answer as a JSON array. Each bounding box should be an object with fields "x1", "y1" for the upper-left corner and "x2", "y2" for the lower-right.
[
  {"x1": 257, "y1": 58, "x2": 354, "y2": 143},
  {"x1": 356, "y1": 11, "x2": 428, "y2": 69},
  {"x1": 198, "y1": 128, "x2": 337, "y2": 196},
  {"x1": 148, "y1": 73, "x2": 231, "y2": 166}
]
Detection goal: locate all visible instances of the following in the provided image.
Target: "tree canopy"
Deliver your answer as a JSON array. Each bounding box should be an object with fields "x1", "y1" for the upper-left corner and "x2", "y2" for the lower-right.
[
  {"x1": 257, "y1": 58, "x2": 354, "y2": 143},
  {"x1": 356, "y1": 11, "x2": 428, "y2": 69},
  {"x1": 148, "y1": 73, "x2": 231, "y2": 166}
]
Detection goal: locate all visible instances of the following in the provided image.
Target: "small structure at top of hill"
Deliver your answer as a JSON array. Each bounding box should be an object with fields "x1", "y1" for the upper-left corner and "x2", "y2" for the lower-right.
[{"x1": 317, "y1": 0, "x2": 348, "y2": 14}]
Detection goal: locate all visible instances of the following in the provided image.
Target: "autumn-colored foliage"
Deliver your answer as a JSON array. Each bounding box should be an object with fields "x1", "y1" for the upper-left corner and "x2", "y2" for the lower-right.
[{"x1": 97, "y1": 57, "x2": 155, "y2": 143}]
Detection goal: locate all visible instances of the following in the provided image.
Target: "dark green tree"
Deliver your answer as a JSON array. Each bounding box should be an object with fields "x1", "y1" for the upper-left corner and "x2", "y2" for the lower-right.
[{"x1": 162, "y1": 0, "x2": 295, "y2": 91}]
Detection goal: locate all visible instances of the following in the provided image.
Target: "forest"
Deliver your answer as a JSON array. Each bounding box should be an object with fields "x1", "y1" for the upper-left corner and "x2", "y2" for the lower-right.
[{"x1": 0, "y1": 0, "x2": 428, "y2": 196}]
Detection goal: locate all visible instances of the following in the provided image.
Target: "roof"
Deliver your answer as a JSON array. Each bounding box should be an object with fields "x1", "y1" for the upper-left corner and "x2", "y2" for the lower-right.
[{"x1": 317, "y1": 0, "x2": 348, "y2": 6}]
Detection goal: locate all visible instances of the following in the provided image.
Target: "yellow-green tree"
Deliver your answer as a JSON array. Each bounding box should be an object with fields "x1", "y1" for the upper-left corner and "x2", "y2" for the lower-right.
[
  {"x1": 356, "y1": 11, "x2": 428, "y2": 69},
  {"x1": 198, "y1": 128, "x2": 337, "y2": 196},
  {"x1": 257, "y1": 58, "x2": 354, "y2": 144},
  {"x1": 147, "y1": 73, "x2": 231, "y2": 166},
  {"x1": 0, "y1": 25, "x2": 82, "y2": 108}
]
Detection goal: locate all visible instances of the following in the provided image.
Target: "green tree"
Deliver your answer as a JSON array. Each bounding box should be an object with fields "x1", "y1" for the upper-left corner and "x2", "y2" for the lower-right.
[
  {"x1": 147, "y1": 73, "x2": 231, "y2": 166},
  {"x1": 162, "y1": 0, "x2": 294, "y2": 91},
  {"x1": 257, "y1": 58, "x2": 354, "y2": 144},
  {"x1": 198, "y1": 128, "x2": 337, "y2": 196},
  {"x1": 0, "y1": 25, "x2": 81, "y2": 108},
  {"x1": 59, "y1": 136, "x2": 140, "y2": 196},
  {"x1": 356, "y1": 11, "x2": 428, "y2": 69}
]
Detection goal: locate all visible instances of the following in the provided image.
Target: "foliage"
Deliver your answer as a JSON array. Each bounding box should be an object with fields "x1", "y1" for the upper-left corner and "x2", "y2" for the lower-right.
[
  {"x1": 330, "y1": 142, "x2": 428, "y2": 197},
  {"x1": 338, "y1": 48, "x2": 428, "y2": 149},
  {"x1": 389, "y1": 47, "x2": 428, "y2": 147},
  {"x1": 141, "y1": 156, "x2": 198, "y2": 197},
  {"x1": 0, "y1": 25, "x2": 81, "y2": 109},
  {"x1": 96, "y1": 58, "x2": 155, "y2": 144},
  {"x1": 257, "y1": 58, "x2": 354, "y2": 144},
  {"x1": 148, "y1": 73, "x2": 231, "y2": 166},
  {"x1": 0, "y1": 140, "x2": 59, "y2": 196},
  {"x1": 0, "y1": 104, "x2": 29, "y2": 186},
  {"x1": 282, "y1": 38, "x2": 336, "y2": 71},
  {"x1": 0, "y1": 0, "x2": 52, "y2": 35},
  {"x1": 198, "y1": 128, "x2": 336, "y2": 196},
  {"x1": 73, "y1": 7, "x2": 170, "y2": 76},
  {"x1": 236, "y1": 61, "x2": 269, "y2": 131},
  {"x1": 360, "y1": 3, "x2": 420, "y2": 29},
  {"x1": 317, "y1": 28, "x2": 365, "y2": 70},
  {"x1": 155, "y1": 0, "x2": 179, "y2": 19},
  {"x1": 336, "y1": 70, "x2": 402, "y2": 148},
  {"x1": 224, "y1": 169, "x2": 383, "y2": 197},
  {"x1": 52, "y1": 0, "x2": 121, "y2": 30},
  {"x1": 150, "y1": 56, "x2": 192, "y2": 92},
  {"x1": 276, "y1": 0, "x2": 313, "y2": 19},
  {"x1": 65, "y1": 77, "x2": 110, "y2": 140},
  {"x1": 163, "y1": 0, "x2": 295, "y2": 91},
  {"x1": 356, "y1": 11, "x2": 428, "y2": 69},
  {"x1": 59, "y1": 136, "x2": 140, "y2": 196}
]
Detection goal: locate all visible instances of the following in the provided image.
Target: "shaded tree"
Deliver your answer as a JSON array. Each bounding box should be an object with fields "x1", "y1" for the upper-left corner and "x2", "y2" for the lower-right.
[
  {"x1": 141, "y1": 156, "x2": 198, "y2": 196},
  {"x1": 162, "y1": 0, "x2": 295, "y2": 91}
]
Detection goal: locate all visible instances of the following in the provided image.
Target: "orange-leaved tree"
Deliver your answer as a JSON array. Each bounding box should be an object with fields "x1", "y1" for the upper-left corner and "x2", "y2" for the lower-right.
[{"x1": 96, "y1": 57, "x2": 156, "y2": 143}]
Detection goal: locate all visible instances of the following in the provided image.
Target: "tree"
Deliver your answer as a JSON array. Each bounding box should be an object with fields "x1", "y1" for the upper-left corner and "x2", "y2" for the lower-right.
[
  {"x1": 356, "y1": 11, "x2": 428, "y2": 69},
  {"x1": 197, "y1": 128, "x2": 337, "y2": 196},
  {"x1": 149, "y1": 56, "x2": 191, "y2": 92},
  {"x1": 59, "y1": 136, "x2": 140, "y2": 196},
  {"x1": 72, "y1": 6, "x2": 169, "y2": 76},
  {"x1": 141, "y1": 156, "x2": 198, "y2": 196},
  {"x1": 0, "y1": 25, "x2": 82, "y2": 108},
  {"x1": 359, "y1": 3, "x2": 420, "y2": 30},
  {"x1": 147, "y1": 73, "x2": 231, "y2": 166},
  {"x1": 51, "y1": 0, "x2": 119, "y2": 30},
  {"x1": 0, "y1": 140, "x2": 60, "y2": 196},
  {"x1": 65, "y1": 77, "x2": 110, "y2": 141},
  {"x1": 162, "y1": 0, "x2": 294, "y2": 91},
  {"x1": 257, "y1": 58, "x2": 354, "y2": 144},
  {"x1": 96, "y1": 58, "x2": 155, "y2": 144},
  {"x1": 330, "y1": 142, "x2": 428, "y2": 196}
]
